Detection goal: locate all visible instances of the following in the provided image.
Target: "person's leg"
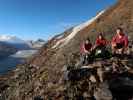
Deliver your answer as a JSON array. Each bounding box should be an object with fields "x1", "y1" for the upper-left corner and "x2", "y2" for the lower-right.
[
  {"x1": 81, "y1": 53, "x2": 89, "y2": 65},
  {"x1": 84, "y1": 53, "x2": 90, "y2": 65},
  {"x1": 101, "y1": 46, "x2": 111, "y2": 59},
  {"x1": 112, "y1": 45, "x2": 117, "y2": 55},
  {"x1": 87, "y1": 52, "x2": 94, "y2": 63},
  {"x1": 80, "y1": 54, "x2": 85, "y2": 65},
  {"x1": 118, "y1": 48, "x2": 123, "y2": 54},
  {"x1": 117, "y1": 43, "x2": 125, "y2": 54},
  {"x1": 91, "y1": 46, "x2": 98, "y2": 57}
]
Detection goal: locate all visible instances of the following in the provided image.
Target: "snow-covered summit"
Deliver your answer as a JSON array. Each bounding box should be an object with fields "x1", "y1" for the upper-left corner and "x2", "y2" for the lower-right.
[{"x1": 0, "y1": 35, "x2": 26, "y2": 44}]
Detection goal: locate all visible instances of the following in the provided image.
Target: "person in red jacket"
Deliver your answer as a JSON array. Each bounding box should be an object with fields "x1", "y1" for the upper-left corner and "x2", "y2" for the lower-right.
[
  {"x1": 80, "y1": 37, "x2": 93, "y2": 65},
  {"x1": 112, "y1": 27, "x2": 128, "y2": 54},
  {"x1": 94, "y1": 33, "x2": 108, "y2": 49},
  {"x1": 92, "y1": 33, "x2": 111, "y2": 58},
  {"x1": 80, "y1": 37, "x2": 92, "y2": 55}
]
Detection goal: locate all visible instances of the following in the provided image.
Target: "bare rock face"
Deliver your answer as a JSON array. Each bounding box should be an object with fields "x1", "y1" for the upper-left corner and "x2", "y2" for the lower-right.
[
  {"x1": 0, "y1": 0, "x2": 133, "y2": 100},
  {"x1": 63, "y1": 55, "x2": 133, "y2": 99}
]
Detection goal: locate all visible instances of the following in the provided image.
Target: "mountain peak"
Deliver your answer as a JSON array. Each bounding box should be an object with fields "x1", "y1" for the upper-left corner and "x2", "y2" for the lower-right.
[{"x1": 0, "y1": 35, "x2": 25, "y2": 44}]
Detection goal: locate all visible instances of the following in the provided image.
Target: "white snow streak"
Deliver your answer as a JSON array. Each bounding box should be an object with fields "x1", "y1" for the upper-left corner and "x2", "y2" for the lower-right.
[{"x1": 52, "y1": 10, "x2": 105, "y2": 49}]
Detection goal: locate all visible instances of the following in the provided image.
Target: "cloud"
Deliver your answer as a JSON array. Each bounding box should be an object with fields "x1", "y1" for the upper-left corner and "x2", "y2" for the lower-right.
[
  {"x1": 56, "y1": 22, "x2": 76, "y2": 29},
  {"x1": 54, "y1": 22, "x2": 77, "y2": 30}
]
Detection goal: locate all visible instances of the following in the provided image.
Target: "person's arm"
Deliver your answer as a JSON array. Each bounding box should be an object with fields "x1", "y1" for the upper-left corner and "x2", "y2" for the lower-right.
[
  {"x1": 96, "y1": 39, "x2": 99, "y2": 45},
  {"x1": 93, "y1": 39, "x2": 98, "y2": 50},
  {"x1": 124, "y1": 36, "x2": 129, "y2": 48},
  {"x1": 102, "y1": 39, "x2": 108, "y2": 46},
  {"x1": 112, "y1": 35, "x2": 117, "y2": 47},
  {"x1": 95, "y1": 38, "x2": 100, "y2": 47},
  {"x1": 105, "y1": 39, "x2": 110, "y2": 45}
]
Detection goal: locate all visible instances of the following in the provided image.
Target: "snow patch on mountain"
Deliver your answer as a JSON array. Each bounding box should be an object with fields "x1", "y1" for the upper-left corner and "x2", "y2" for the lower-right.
[
  {"x1": 52, "y1": 10, "x2": 105, "y2": 49},
  {"x1": 52, "y1": 39, "x2": 64, "y2": 48},
  {"x1": 0, "y1": 35, "x2": 26, "y2": 44},
  {"x1": 56, "y1": 34, "x2": 64, "y2": 40},
  {"x1": 11, "y1": 50, "x2": 37, "y2": 58}
]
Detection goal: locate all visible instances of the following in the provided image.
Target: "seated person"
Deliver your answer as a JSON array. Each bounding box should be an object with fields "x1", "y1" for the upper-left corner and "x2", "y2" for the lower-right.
[
  {"x1": 80, "y1": 37, "x2": 93, "y2": 65},
  {"x1": 80, "y1": 37, "x2": 92, "y2": 54},
  {"x1": 112, "y1": 27, "x2": 128, "y2": 55},
  {"x1": 93, "y1": 33, "x2": 110, "y2": 58},
  {"x1": 95, "y1": 33, "x2": 108, "y2": 49}
]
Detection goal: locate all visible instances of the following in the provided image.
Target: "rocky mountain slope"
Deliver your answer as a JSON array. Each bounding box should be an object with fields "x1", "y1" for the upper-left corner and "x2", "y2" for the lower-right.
[{"x1": 0, "y1": 0, "x2": 133, "y2": 100}]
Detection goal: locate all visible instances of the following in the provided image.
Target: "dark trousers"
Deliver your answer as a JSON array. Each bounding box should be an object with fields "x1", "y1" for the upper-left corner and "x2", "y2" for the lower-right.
[{"x1": 80, "y1": 52, "x2": 94, "y2": 65}]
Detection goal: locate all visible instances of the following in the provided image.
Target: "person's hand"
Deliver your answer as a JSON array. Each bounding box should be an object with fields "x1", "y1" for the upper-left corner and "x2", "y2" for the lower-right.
[
  {"x1": 123, "y1": 47, "x2": 128, "y2": 53},
  {"x1": 93, "y1": 45, "x2": 97, "y2": 49},
  {"x1": 124, "y1": 47, "x2": 128, "y2": 50},
  {"x1": 90, "y1": 48, "x2": 93, "y2": 51},
  {"x1": 112, "y1": 43, "x2": 116, "y2": 48},
  {"x1": 112, "y1": 43, "x2": 115, "y2": 46},
  {"x1": 84, "y1": 50, "x2": 88, "y2": 53}
]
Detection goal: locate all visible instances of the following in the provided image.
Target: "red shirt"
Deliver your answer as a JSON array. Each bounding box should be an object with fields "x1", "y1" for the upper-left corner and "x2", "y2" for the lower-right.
[
  {"x1": 112, "y1": 33, "x2": 128, "y2": 47},
  {"x1": 96, "y1": 38, "x2": 108, "y2": 46},
  {"x1": 80, "y1": 42, "x2": 92, "y2": 54}
]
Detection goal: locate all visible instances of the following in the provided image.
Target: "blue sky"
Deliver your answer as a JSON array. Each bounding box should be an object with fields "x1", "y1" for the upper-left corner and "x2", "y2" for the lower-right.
[{"x1": 0, "y1": 0, "x2": 116, "y2": 40}]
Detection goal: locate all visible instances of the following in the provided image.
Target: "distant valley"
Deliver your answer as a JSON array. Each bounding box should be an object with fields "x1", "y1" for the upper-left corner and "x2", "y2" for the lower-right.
[{"x1": 0, "y1": 35, "x2": 45, "y2": 74}]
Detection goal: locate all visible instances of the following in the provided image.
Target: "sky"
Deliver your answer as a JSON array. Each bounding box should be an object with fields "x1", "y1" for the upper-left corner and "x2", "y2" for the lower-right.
[{"x1": 0, "y1": 0, "x2": 116, "y2": 40}]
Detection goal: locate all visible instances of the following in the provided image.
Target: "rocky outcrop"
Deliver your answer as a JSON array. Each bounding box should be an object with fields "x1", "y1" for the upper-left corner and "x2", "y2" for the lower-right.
[{"x1": 0, "y1": 51, "x2": 133, "y2": 100}]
